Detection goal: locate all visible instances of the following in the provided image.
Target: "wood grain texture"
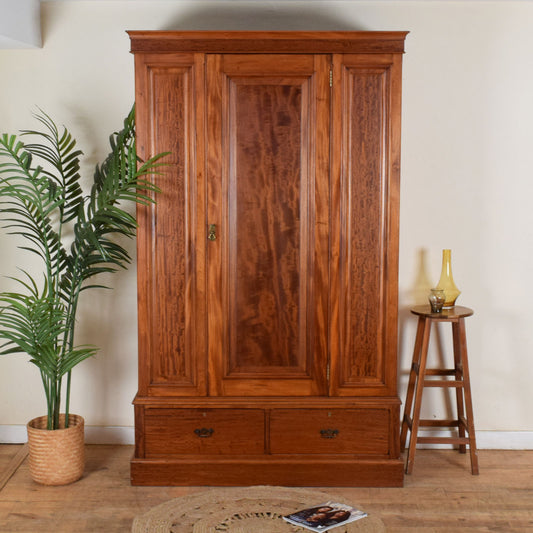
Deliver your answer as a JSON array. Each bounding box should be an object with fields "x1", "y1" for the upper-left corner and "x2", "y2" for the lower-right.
[
  {"x1": 135, "y1": 54, "x2": 207, "y2": 397},
  {"x1": 345, "y1": 64, "x2": 386, "y2": 383},
  {"x1": 132, "y1": 395, "x2": 401, "y2": 410},
  {"x1": 329, "y1": 53, "x2": 402, "y2": 398},
  {"x1": 270, "y1": 409, "x2": 390, "y2": 455},
  {"x1": 133, "y1": 398, "x2": 401, "y2": 484},
  {"x1": 207, "y1": 54, "x2": 329, "y2": 397},
  {"x1": 2, "y1": 446, "x2": 532, "y2": 532},
  {"x1": 0, "y1": 444, "x2": 28, "y2": 492},
  {"x1": 402, "y1": 311, "x2": 478, "y2": 475},
  {"x1": 151, "y1": 67, "x2": 188, "y2": 383},
  {"x1": 131, "y1": 455, "x2": 404, "y2": 487},
  {"x1": 131, "y1": 32, "x2": 406, "y2": 486},
  {"x1": 143, "y1": 409, "x2": 265, "y2": 456},
  {"x1": 229, "y1": 80, "x2": 303, "y2": 371},
  {"x1": 128, "y1": 31, "x2": 409, "y2": 54}
]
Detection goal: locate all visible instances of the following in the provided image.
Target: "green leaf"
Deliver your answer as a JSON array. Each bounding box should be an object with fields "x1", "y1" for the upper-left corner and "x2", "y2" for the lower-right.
[{"x1": 0, "y1": 104, "x2": 169, "y2": 426}]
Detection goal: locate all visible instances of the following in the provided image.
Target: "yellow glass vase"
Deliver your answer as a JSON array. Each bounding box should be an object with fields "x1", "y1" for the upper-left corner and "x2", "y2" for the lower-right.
[{"x1": 435, "y1": 249, "x2": 461, "y2": 308}]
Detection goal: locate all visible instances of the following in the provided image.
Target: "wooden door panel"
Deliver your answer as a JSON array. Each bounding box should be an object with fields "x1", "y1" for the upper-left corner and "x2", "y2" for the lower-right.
[
  {"x1": 136, "y1": 54, "x2": 207, "y2": 396},
  {"x1": 330, "y1": 54, "x2": 401, "y2": 396},
  {"x1": 207, "y1": 54, "x2": 330, "y2": 396}
]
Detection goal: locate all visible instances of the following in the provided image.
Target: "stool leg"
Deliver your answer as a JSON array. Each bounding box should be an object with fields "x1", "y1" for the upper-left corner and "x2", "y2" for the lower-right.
[
  {"x1": 405, "y1": 317, "x2": 431, "y2": 474},
  {"x1": 453, "y1": 318, "x2": 479, "y2": 475},
  {"x1": 434, "y1": 322, "x2": 455, "y2": 421},
  {"x1": 400, "y1": 316, "x2": 425, "y2": 451},
  {"x1": 452, "y1": 323, "x2": 467, "y2": 454}
]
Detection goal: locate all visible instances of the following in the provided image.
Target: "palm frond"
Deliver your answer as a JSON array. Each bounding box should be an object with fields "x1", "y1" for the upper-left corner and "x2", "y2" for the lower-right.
[
  {"x1": 0, "y1": 283, "x2": 66, "y2": 360},
  {"x1": 22, "y1": 109, "x2": 84, "y2": 224},
  {"x1": 68, "y1": 106, "x2": 166, "y2": 288},
  {"x1": 0, "y1": 105, "x2": 168, "y2": 429}
]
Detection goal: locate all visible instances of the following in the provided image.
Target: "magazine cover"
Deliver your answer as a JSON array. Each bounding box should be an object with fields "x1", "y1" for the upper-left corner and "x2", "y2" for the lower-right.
[{"x1": 282, "y1": 501, "x2": 367, "y2": 532}]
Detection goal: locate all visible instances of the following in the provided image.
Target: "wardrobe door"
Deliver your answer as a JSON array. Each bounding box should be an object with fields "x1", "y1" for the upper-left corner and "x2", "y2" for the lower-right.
[
  {"x1": 135, "y1": 53, "x2": 207, "y2": 397},
  {"x1": 329, "y1": 53, "x2": 402, "y2": 397},
  {"x1": 206, "y1": 54, "x2": 330, "y2": 397}
]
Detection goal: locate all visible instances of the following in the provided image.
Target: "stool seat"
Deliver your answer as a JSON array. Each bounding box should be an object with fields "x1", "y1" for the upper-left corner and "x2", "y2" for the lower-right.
[
  {"x1": 400, "y1": 305, "x2": 479, "y2": 475},
  {"x1": 410, "y1": 305, "x2": 473, "y2": 320}
]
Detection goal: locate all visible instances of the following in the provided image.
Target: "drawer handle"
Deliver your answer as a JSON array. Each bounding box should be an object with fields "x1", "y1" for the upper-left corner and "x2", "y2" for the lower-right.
[
  {"x1": 320, "y1": 429, "x2": 339, "y2": 439},
  {"x1": 194, "y1": 428, "x2": 214, "y2": 438}
]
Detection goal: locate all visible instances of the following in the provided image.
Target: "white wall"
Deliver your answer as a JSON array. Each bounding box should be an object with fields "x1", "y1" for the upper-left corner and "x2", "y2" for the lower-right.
[{"x1": 0, "y1": 1, "x2": 532, "y2": 446}]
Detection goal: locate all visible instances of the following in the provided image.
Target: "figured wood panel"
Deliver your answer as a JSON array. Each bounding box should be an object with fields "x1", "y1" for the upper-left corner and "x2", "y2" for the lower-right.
[
  {"x1": 135, "y1": 54, "x2": 207, "y2": 396},
  {"x1": 151, "y1": 67, "x2": 188, "y2": 384},
  {"x1": 330, "y1": 54, "x2": 402, "y2": 397},
  {"x1": 207, "y1": 54, "x2": 330, "y2": 396},
  {"x1": 229, "y1": 80, "x2": 304, "y2": 371}
]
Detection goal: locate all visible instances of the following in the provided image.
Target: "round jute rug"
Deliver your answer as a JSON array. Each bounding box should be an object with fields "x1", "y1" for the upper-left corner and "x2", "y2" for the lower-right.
[{"x1": 132, "y1": 486, "x2": 385, "y2": 533}]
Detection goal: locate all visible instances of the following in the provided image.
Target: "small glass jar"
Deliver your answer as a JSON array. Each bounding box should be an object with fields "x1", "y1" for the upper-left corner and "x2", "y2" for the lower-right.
[{"x1": 428, "y1": 288, "x2": 445, "y2": 313}]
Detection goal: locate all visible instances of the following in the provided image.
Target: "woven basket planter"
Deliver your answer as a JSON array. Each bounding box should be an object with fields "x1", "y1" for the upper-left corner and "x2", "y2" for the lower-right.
[{"x1": 26, "y1": 414, "x2": 85, "y2": 485}]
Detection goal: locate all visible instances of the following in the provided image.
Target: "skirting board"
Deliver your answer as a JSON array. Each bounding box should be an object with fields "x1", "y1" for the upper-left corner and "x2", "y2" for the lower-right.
[
  {"x1": 0, "y1": 425, "x2": 134, "y2": 445},
  {"x1": 0, "y1": 426, "x2": 532, "y2": 449}
]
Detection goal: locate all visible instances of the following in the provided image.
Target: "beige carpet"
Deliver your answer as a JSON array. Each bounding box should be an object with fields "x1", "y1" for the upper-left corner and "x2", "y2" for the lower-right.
[{"x1": 132, "y1": 486, "x2": 385, "y2": 532}]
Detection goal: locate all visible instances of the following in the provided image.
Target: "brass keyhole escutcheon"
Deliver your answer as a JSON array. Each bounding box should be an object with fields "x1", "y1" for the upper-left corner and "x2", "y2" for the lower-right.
[{"x1": 208, "y1": 224, "x2": 217, "y2": 241}]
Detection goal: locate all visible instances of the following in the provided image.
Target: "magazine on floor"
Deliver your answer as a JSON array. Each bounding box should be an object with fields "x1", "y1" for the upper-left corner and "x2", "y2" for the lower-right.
[{"x1": 282, "y1": 501, "x2": 367, "y2": 532}]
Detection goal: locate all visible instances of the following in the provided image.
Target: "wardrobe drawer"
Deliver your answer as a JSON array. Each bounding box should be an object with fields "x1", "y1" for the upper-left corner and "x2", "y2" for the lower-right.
[
  {"x1": 144, "y1": 408, "x2": 265, "y2": 456},
  {"x1": 269, "y1": 409, "x2": 389, "y2": 455}
]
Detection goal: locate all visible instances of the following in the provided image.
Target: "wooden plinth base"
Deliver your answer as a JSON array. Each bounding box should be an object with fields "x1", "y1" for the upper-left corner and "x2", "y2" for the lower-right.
[{"x1": 130, "y1": 455, "x2": 404, "y2": 487}]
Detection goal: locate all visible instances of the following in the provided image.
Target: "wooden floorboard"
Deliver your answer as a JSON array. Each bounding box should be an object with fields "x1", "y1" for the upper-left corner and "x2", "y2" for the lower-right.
[
  {"x1": 0, "y1": 444, "x2": 28, "y2": 492},
  {"x1": 0, "y1": 446, "x2": 531, "y2": 532}
]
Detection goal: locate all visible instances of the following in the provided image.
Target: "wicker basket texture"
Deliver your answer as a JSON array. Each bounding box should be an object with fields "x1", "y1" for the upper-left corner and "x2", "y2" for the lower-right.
[{"x1": 26, "y1": 414, "x2": 85, "y2": 485}]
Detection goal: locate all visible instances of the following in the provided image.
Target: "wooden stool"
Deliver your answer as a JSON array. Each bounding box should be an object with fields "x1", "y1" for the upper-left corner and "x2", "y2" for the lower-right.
[{"x1": 400, "y1": 305, "x2": 479, "y2": 475}]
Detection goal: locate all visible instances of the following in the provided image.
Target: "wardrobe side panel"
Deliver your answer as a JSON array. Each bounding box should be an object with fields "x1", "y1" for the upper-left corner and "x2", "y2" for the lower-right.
[
  {"x1": 135, "y1": 54, "x2": 207, "y2": 397},
  {"x1": 330, "y1": 54, "x2": 401, "y2": 397}
]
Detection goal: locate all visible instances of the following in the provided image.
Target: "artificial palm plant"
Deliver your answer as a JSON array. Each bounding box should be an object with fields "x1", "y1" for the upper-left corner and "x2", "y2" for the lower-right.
[{"x1": 0, "y1": 107, "x2": 165, "y2": 430}]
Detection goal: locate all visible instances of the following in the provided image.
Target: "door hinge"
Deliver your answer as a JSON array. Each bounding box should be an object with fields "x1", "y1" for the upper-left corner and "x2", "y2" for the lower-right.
[
  {"x1": 326, "y1": 362, "x2": 330, "y2": 380},
  {"x1": 329, "y1": 69, "x2": 333, "y2": 88}
]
